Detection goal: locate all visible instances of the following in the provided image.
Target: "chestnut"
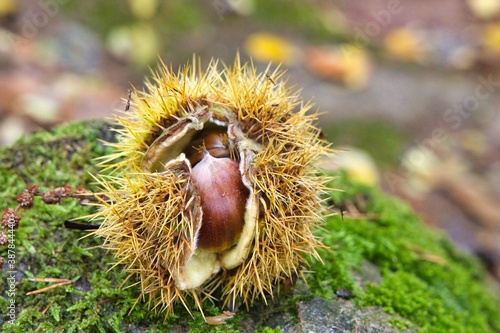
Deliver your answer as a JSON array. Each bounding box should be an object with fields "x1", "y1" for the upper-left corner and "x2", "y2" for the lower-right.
[{"x1": 92, "y1": 55, "x2": 330, "y2": 319}]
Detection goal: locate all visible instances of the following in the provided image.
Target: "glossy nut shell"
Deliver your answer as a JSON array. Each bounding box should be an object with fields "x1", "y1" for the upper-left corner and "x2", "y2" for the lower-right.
[{"x1": 191, "y1": 153, "x2": 249, "y2": 252}]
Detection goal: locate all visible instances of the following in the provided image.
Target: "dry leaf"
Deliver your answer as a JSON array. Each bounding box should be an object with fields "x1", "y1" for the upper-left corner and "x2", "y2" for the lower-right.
[
  {"x1": 205, "y1": 311, "x2": 235, "y2": 325},
  {"x1": 304, "y1": 45, "x2": 372, "y2": 89}
]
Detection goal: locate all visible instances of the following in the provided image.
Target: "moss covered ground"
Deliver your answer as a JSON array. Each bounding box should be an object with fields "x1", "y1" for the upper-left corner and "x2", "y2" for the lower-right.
[
  {"x1": 311, "y1": 174, "x2": 500, "y2": 332},
  {"x1": 0, "y1": 120, "x2": 499, "y2": 332}
]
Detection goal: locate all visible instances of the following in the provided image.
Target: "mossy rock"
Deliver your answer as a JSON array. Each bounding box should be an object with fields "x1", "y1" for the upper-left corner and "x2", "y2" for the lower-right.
[{"x1": 0, "y1": 120, "x2": 499, "y2": 332}]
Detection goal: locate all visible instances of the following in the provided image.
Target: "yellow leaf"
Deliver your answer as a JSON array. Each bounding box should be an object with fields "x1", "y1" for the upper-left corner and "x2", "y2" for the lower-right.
[
  {"x1": 0, "y1": 0, "x2": 16, "y2": 16},
  {"x1": 383, "y1": 28, "x2": 426, "y2": 62},
  {"x1": 483, "y1": 23, "x2": 500, "y2": 52},
  {"x1": 329, "y1": 147, "x2": 379, "y2": 186},
  {"x1": 340, "y1": 45, "x2": 372, "y2": 89},
  {"x1": 244, "y1": 33, "x2": 298, "y2": 65}
]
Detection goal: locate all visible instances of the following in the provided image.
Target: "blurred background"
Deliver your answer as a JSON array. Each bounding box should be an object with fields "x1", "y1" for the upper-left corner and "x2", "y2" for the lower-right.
[{"x1": 0, "y1": 0, "x2": 499, "y2": 282}]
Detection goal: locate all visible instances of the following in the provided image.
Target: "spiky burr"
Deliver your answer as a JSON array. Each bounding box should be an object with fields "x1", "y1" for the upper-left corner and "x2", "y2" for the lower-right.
[{"x1": 91, "y1": 55, "x2": 331, "y2": 318}]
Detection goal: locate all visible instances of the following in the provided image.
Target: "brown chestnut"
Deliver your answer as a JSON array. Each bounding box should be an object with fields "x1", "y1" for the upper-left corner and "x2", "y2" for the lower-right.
[{"x1": 191, "y1": 152, "x2": 249, "y2": 252}]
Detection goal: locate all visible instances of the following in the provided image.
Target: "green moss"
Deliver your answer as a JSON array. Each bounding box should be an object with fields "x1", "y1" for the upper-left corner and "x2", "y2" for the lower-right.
[
  {"x1": 308, "y1": 172, "x2": 500, "y2": 332},
  {"x1": 0, "y1": 120, "x2": 274, "y2": 332},
  {"x1": 1, "y1": 121, "x2": 499, "y2": 332}
]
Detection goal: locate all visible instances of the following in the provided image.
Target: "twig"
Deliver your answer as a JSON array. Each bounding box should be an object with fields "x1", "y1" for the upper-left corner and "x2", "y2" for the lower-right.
[{"x1": 26, "y1": 278, "x2": 77, "y2": 295}]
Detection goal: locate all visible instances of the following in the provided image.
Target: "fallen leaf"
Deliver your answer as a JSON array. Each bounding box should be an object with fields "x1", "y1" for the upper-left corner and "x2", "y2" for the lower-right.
[
  {"x1": 304, "y1": 45, "x2": 372, "y2": 89},
  {"x1": 383, "y1": 27, "x2": 427, "y2": 62},
  {"x1": 327, "y1": 146, "x2": 380, "y2": 186},
  {"x1": 482, "y1": 23, "x2": 500, "y2": 52},
  {"x1": 205, "y1": 311, "x2": 235, "y2": 325},
  {"x1": 244, "y1": 32, "x2": 299, "y2": 65}
]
